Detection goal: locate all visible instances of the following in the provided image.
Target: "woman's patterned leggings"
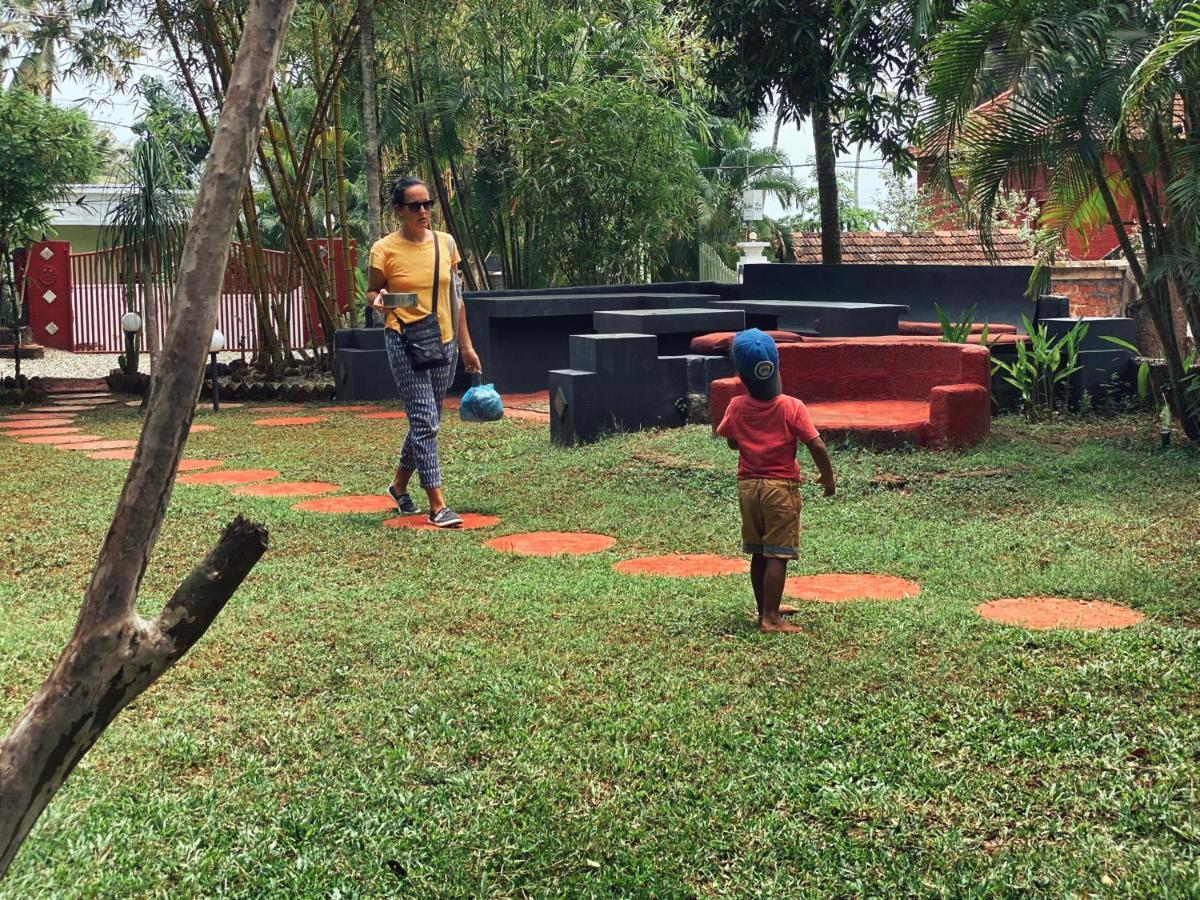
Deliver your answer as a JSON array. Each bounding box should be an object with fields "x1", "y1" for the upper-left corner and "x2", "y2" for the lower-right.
[{"x1": 384, "y1": 328, "x2": 458, "y2": 489}]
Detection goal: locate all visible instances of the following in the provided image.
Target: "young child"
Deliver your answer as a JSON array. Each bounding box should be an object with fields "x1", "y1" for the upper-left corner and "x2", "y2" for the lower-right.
[{"x1": 716, "y1": 329, "x2": 835, "y2": 633}]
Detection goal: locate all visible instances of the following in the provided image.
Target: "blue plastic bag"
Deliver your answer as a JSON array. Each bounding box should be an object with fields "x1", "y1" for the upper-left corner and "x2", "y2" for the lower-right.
[{"x1": 460, "y1": 374, "x2": 504, "y2": 421}]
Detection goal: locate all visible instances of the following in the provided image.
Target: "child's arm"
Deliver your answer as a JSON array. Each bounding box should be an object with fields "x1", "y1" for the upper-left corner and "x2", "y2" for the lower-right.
[{"x1": 805, "y1": 437, "x2": 836, "y2": 496}]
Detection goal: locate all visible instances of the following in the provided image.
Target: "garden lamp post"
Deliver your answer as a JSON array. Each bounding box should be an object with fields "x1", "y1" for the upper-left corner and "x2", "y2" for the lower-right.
[
  {"x1": 120, "y1": 311, "x2": 142, "y2": 375},
  {"x1": 209, "y1": 327, "x2": 226, "y2": 412}
]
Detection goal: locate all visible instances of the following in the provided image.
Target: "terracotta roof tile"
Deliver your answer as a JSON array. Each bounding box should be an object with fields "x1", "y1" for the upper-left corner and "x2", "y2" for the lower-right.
[{"x1": 788, "y1": 230, "x2": 1032, "y2": 265}]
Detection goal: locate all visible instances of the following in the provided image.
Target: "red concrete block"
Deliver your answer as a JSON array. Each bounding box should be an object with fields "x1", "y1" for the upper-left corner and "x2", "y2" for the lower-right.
[
  {"x1": 957, "y1": 345, "x2": 992, "y2": 387},
  {"x1": 928, "y1": 384, "x2": 990, "y2": 448},
  {"x1": 898, "y1": 321, "x2": 1017, "y2": 336},
  {"x1": 689, "y1": 331, "x2": 803, "y2": 355}
]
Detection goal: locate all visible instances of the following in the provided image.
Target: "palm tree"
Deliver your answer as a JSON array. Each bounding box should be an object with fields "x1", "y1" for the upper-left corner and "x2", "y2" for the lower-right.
[
  {"x1": 99, "y1": 136, "x2": 192, "y2": 374},
  {"x1": 1, "y1": 1, "x2": 73, "y2": 98},
  {"x1": 693, "y1": 118, "x2": 805, "y2": 262},
  {"x1": 923, "y1": 0, "x2": 1200, "y2": 439}
]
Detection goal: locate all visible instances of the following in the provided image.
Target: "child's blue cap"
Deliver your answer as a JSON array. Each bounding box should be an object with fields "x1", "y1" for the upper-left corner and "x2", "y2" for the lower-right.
[{"x1": 731, "y1": 328, "x2": 779, "y2": 385}]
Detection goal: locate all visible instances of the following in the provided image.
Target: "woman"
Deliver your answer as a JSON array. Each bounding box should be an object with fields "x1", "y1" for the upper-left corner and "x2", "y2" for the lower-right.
[{"x1": 367, "y1": 177, "x2": 482, "y2": 528}]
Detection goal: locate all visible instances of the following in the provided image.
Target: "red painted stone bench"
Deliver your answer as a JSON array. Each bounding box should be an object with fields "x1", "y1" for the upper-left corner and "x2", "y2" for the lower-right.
[
  {"x1": 898, "y1": 321, "x2": 1017, "y2": 336},
  {"x1": 710, "y1": 340, "x2": 991, "y2": 449},
  {"x1": 689, "y1": 330, "x2": 804, "y2": 354}
]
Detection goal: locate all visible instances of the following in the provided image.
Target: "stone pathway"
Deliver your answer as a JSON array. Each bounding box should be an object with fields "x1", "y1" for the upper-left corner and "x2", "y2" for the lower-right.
[{"x1": 0, "y1": 396, "x2": 1151, "y2": 634}]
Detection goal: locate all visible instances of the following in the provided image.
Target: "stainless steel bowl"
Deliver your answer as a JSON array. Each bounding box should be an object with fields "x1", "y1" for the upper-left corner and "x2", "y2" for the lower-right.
[{"x1": 380, "y1": 291, "x2": 419, "y2": 309}]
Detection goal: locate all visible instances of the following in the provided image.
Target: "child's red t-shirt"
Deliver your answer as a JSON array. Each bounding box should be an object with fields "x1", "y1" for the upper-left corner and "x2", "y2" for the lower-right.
[{"x1": 716, "y1": 394, "x2": 819, "y2": 481}]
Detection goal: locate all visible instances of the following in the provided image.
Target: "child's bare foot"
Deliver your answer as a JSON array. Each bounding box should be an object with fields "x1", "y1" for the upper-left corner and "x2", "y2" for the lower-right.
[
  {"x1": 760, "y1": 618, "x2": 805, "y2": 634},
  {"x1": 779, "y1": 603, "x2": 799, "y2": 615}
]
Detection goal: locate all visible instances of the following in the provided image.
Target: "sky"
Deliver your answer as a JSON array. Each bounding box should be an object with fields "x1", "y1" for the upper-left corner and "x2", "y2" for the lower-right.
[
  {"x1": 749, "y1": 112, "x2": 903, "y2": 223},
  {"x1": 55, "y1": 66, "x2": 160, "y2": 149}
]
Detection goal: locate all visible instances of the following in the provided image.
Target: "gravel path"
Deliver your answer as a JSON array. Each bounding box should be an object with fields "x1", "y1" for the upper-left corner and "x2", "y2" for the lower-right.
[{"x1": 0, "y1": 349, "x2": 244, "y2": 381}]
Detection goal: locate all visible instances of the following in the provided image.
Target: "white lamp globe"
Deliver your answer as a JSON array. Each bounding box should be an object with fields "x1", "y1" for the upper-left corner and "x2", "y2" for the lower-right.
[
  {"x1": 209, "y1": 328, "x2": 226, "y2": 354},
  {"x1": 120, "y1": 311, "x2": 142, "y2": 334}
]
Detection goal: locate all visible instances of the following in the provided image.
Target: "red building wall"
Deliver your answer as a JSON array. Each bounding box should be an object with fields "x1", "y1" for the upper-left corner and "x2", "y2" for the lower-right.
[{"x1": 916, "y1": 159, "x2": 1139, "y2": 261}]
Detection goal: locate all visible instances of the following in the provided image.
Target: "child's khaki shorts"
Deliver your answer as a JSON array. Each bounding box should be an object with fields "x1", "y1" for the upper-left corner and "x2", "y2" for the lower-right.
[{"x1": 738, "y1": 478, "x2": 801, "y2": 559}]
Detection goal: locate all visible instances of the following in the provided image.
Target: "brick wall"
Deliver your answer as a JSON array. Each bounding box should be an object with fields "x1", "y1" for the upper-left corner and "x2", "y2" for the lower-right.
[
  {"x1": 1050, "y1": 260, "x2": 1196, "y2": 358},
  {"x1": 1050, "y1": 262, "x2": 1135, "y2": 317}
]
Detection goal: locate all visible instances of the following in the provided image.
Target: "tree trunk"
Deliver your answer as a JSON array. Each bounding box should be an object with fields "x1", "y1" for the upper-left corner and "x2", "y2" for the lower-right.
[
  {"x1": 139, "y1": 248, "x2": 159, "y2": 375},
  {"x1": 0, "y1": 0, "x2": 295, "y2": 878},
  {"x1": 142, "y1": 251, "x2": 160, "y2": 374},
  {"x1": 359, "y1": 0, "x2": 383, "y2": 246},
  {"x1": 1, "y1": 242, "x2": 20, "y2": 382},
  {"x1": 812, "y1": 101, "x2": 842, "y2": 265}
]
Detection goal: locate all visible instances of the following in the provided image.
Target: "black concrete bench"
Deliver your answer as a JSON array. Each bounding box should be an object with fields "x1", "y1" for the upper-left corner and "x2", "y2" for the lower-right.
[
  {"x1": 708, "y1": 299, "x2": 909, "y2": 337},
  {"x1": 592, "y1": 307, "x2": 746, "y2": 355},
  {"x1": 333, "y1": 327, "x2": 399, "y2": 401},
  {"x1": 464, "y1": 291, "x2": 722, "y2": 393},
  {"x1": 741, "y1": 263, "x2": 1034, "y2": 328},
  {"x1": 548, "y1": 332, "x2": 733, "y2": 445},
  {"x1": 1042, "y1": 316, "x2": 1138, "y2": 408}
]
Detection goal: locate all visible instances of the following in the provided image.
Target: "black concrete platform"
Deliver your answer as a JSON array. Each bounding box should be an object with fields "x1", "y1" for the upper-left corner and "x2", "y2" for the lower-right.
[
  {"x1": 464, "y1": 291, "x2": 721, "y2": 393},
  {"x1": 549, "y1": 333, "x2": 733, "y2": 445},
  {"x1": 333, "y1": 327, "x2": 399, "y2": 401},
  {"x1": 1041, "y1": 316, "x2": 1137, "y2": 351},
  {"x1": 592, "y1": 307, "x2": 745, "y2": 355},
  {"x1": 709, "y1": 299, "x2": 908, "y2": 336},
  {"x1": 742, "y1": 263, "x2": 1034, "y2": 328},
  {"x1": 1039, "y1": 318, "x2": 1138, "y2": 409}
]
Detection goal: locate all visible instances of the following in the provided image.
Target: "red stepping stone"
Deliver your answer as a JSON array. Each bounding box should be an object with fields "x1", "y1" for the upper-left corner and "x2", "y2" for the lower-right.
[
  {"x1": 2, "y1": 426, "x2": 81, "y2": 437},
  {"x1": 2, "y1": 418, "x2": 76, "y2": 429},
  {"x1": 189, "y1": 424, "x2": 217, "y2": 433},
  {"x1": 292, "y1": 494, "x2": 398, "y2": 514},
  {"x1": 88, "y1": 449, "x2": 136, "y2": 461},
  {"x1": 783, "y1": 573, "x2": 921, "y2": 603},
  {"x1": 178, "y1": 469, "x2": 279, "y2": 486},
  {"x1": 501, "y1": 391, "x2": 551, "y2": 406},
  {"x1": 383, "y1": 513, "x2": 501, "y2": 530},
  {"x1": 318, "y1": 405, "x2": 377, "y2": 412},
  {"x1": 502, "y1": 408, "x2": 551, "y2": 423},
  {"x1": 976, "y1": 597, "x2": 1144, "y2": 631},
  {"x1": 357, "y1": 411, "x2": 407, "y2": 420},
  {"x1": 252, "y1": 416, "x2": 327, "y2": 427},
  {"x1": 85, "y1": 451, "x2": 223, "y2": 472},
  {"x1": 19, "y1": 434, "x2": 102, "y2": 445},
  {"x1": 234, "y1": 481, "x2": 339, "y2": 498},
  {"x1": 484, "y1": 531, "x2": 615, "y2": 556},
  {"x1": 177, "y1": 459, "x2": 223, "y2": 471},
  {"x1": 0, "y1": 424, "x2": 77, "y2": 434},
  {"x1": 53, "y1": 398, "x2": 115, "y2": 406},
  {"x1": 57, "y1": 439, "x2": 139, "y2": 452},
  {"x1": 612, "y1": 554, "x2": 750, "y2": 577}
]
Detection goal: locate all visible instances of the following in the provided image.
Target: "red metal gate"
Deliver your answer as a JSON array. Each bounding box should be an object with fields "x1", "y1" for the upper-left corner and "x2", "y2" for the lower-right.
[
  {"x1": 23, "y1": 241, "x2": 73, "y2": 349},
  {"x1": 64, "y1": 243, "x2": 311, "y2": 353}
]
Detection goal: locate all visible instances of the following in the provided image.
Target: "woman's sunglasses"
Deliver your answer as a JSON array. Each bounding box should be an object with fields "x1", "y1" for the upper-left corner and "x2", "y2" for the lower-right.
[{"x1": 402, "y1": 200, "x2": 435, "y2": 212}]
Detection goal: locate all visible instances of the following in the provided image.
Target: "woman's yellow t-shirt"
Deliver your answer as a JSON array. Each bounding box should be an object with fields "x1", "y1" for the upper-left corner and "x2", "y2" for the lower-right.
[{"x1": 368, "y1": 230, "x2": 461, "y2": 342}]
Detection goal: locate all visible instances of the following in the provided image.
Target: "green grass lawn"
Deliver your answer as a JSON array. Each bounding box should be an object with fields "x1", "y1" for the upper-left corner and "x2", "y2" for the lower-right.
[{"x1": 1, "y1": 403, "x2": 1198, "y2": 896}]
